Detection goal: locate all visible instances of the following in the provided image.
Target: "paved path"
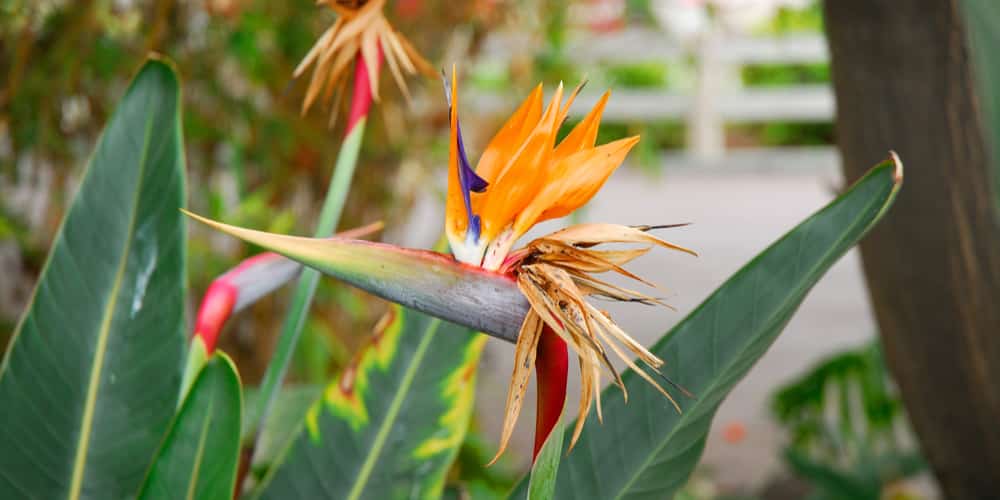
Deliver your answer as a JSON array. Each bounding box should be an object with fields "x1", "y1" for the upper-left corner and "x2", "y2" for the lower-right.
[{"x1": 395, "y1": 159, "x2": 877, "y2": 489}]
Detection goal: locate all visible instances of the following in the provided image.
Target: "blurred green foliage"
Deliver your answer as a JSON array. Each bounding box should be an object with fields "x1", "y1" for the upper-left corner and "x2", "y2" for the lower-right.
[
  {"x1": 443, "y1": 424, "x2": 521, "y2": 500},
  {"x1": 772, "y1": 342, "x2": 926, "y2": 500},
  {"x1": 737, "y1": 64, "x2": 833, "y2": 147},
  {"x1": 606, "y1": 62, "x2": 669, "y2": 89},
  {"x1": 0, "y1": 0, "x2": 486, "y2": 376},
  {"x1": 761, "y1": 3, "x2": 825, "y2": 34},
  {"x1": 743, "y1": 62, "x2": 830, "y2": 87}
]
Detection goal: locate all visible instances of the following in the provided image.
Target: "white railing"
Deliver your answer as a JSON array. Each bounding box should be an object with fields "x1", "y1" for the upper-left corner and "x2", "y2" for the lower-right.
[{"x1": 473, "y1": 27, "x2": 835, "y2": 162}]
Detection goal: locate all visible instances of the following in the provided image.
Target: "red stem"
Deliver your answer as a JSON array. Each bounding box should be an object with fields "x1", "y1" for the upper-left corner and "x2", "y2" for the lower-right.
[
  {"x1": 533, "y1": 325, "x2": 568, "y2": 461},
  {"x1": 345, "y1": 46, "x2": 383, "y2": 134}
]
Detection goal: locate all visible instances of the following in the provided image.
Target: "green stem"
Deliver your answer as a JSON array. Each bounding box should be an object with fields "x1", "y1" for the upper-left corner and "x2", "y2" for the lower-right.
[{"x1": 250, "y1": 119, "x2": 368, "y2": 433}]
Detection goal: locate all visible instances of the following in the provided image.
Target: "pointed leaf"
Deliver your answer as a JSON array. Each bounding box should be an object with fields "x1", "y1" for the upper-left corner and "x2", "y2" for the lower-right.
[
  {"x1": 509, "y1": 155, "x2": 903, "y2": 499},
  {"x1": 0, "y1": 59, "x2": 187, "y2": 499},
  {"x1": 183, "y1": 211, "x2": 529, "y2": 343},
  {"x1": 253, "y1": 305, "x2": 486, "y2": 500},
  {"x1": 526, "y1": 423, "x2": 564, "y2": 500},
  {"x1": 137, "y1": 353, "x2": 243, "y2": 500}
]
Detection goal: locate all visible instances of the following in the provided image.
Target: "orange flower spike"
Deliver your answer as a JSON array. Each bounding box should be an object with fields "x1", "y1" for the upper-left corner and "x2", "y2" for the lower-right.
[
  {"x1": 483, "y1": 92, "x2": 631, "y2": 269},
  {"x1": 477, "y1": 85, "x2": 565, "y2": 266},
  {"x1": 445, "y1": 74, "x2": 650, "y2": 274}
]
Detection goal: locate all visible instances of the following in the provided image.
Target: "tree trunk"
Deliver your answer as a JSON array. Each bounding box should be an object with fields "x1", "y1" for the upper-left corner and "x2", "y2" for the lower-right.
[{"x1": 822, "y1": 1, "x2": 1000, "y2": 498}]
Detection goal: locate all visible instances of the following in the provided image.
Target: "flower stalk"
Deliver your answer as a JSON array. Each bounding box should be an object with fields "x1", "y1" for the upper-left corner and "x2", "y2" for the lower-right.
[{"x1": 250, "y1": 51, "x2": 382, "y2": 434}]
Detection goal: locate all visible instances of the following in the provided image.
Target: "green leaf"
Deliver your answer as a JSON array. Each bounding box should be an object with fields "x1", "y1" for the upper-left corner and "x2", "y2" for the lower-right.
[
  {"x1": 137, "y1": 353, "x2": 243, "y2": 500},
  {"x1": 509, "y1": 155, "x2": 902, "y2": 499},
  {"x1": 253, "y1": 305, "x2": 486, "y2": 500},
  {"x1": 0, "y1": 59, "x2": 187, "y2": 499},
  {"x1": 526, "y1": 423, "x2": 565, "y2": 500},
  {"x1": 243, "y1": 384, "x2": 322, "y2": 478}
]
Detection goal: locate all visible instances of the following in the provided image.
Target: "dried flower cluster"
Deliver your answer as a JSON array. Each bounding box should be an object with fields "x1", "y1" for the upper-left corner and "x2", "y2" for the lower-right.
[
  {"x1": 492, "y1": 223, "x2": 695, "y2": 457},
  {"x1": 295, "y1": 0, "x2": 434, "y2": 125}
]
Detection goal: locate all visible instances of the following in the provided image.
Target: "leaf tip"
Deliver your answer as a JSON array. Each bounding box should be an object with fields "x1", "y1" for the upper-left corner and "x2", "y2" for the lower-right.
[
  {"x1": 888, "y1": 150, "x2": 904, "y2": 185},
  {"x1": 138, "y1": 54, "x2": 180, "y2": 88}
]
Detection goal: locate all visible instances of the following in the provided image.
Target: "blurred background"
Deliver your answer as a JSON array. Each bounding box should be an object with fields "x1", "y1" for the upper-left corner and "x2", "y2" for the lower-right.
[{"x1": 0, "y1": 1, "x2": 937, "y2": 498}]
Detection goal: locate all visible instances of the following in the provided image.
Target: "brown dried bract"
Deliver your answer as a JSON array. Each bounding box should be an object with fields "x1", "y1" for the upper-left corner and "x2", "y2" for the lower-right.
[
  {"x1": 296, "y1": 0, "x2": 435, "y2": 126},
  {"x1": 493, "y1": 223, "x2": 697, "y2": 458}
]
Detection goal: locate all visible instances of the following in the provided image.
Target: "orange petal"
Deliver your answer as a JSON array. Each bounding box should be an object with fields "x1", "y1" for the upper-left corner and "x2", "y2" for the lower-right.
[
  {"x1": 557, "y1": 80, "x2": 587, "y2": 125},
  {"x1": 474, "y1": 83, "x2": 544, "y2": 185},
  {"x1": 514, "y1": 136, "x2": 639, "y2": 234},
  {"x1": 553, "y1": 91, "x2": 610, "y2": 163},
  {"x1": 479, "y1": 85, "x2": 565, "y2": 241}
]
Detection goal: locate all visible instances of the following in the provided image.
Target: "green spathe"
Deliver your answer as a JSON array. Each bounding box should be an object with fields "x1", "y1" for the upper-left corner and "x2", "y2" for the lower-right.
[{"x1": 138, "y1": 353, "x2": 243, "y2": 500}]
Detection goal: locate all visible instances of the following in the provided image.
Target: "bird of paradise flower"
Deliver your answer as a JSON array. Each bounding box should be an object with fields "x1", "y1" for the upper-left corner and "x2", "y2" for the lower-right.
[{"x1": 184, "y1": 69, "x2": 696, "y2": 462}]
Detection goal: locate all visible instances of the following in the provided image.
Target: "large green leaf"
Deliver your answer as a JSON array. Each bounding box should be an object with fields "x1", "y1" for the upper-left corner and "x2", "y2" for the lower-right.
[
  {"x1": 138, "y1": 353, "x2": 243, "y2": 500},
  {"x1": 0, "y1": 59, "x2": 187, "y2": 499},
  {"x1": 510, "y1": 156, "x2": 902, "y2": 499},
  {"x1": 253, "y1": 305, "x2": 485, "y2": 500},
  {"x1": 960, "y1": 0, "x2": 1000, "y2": 210}
]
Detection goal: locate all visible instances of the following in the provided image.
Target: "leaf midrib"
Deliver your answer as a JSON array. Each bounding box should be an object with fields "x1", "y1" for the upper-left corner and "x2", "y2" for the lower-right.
[
  {"x1": 67, "y1": 112, "x2": 157, "y2": 500},
  {"x1": 345, "y1": 318, "x2": 441, "y2": 500},
  {"x1": 186, "y1": 398, "x2": 215, "y2": 500},
  {"x1": 609, "y1": 178, "x2": 890, "y2": 500}
]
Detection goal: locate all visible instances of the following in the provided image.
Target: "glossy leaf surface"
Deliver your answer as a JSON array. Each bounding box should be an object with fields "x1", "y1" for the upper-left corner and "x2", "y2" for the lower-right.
[
  {"x1": 0, "y1": 59, "x2": 187, "y2": 499},
  {"x1": 254, "y1": 305, "x2": 486, "y2": 500}
]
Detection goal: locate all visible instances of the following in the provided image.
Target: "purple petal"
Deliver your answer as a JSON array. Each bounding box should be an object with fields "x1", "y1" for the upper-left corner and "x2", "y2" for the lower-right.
[
  {"x1": 442, "y1": 70, "x2": 489, "y2": 243},
  {"x1": 456, "y1": 121, "x2": 488, "y2": 193}
]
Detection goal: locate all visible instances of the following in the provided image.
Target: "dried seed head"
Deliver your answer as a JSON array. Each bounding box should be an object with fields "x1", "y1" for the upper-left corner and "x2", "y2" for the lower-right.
[
  {"x1": 297, "y1": 0, "x2": 434, "y2": 126},
  {"x1": 494, "y1": 224, "x2": 697, "y2": 458}
]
